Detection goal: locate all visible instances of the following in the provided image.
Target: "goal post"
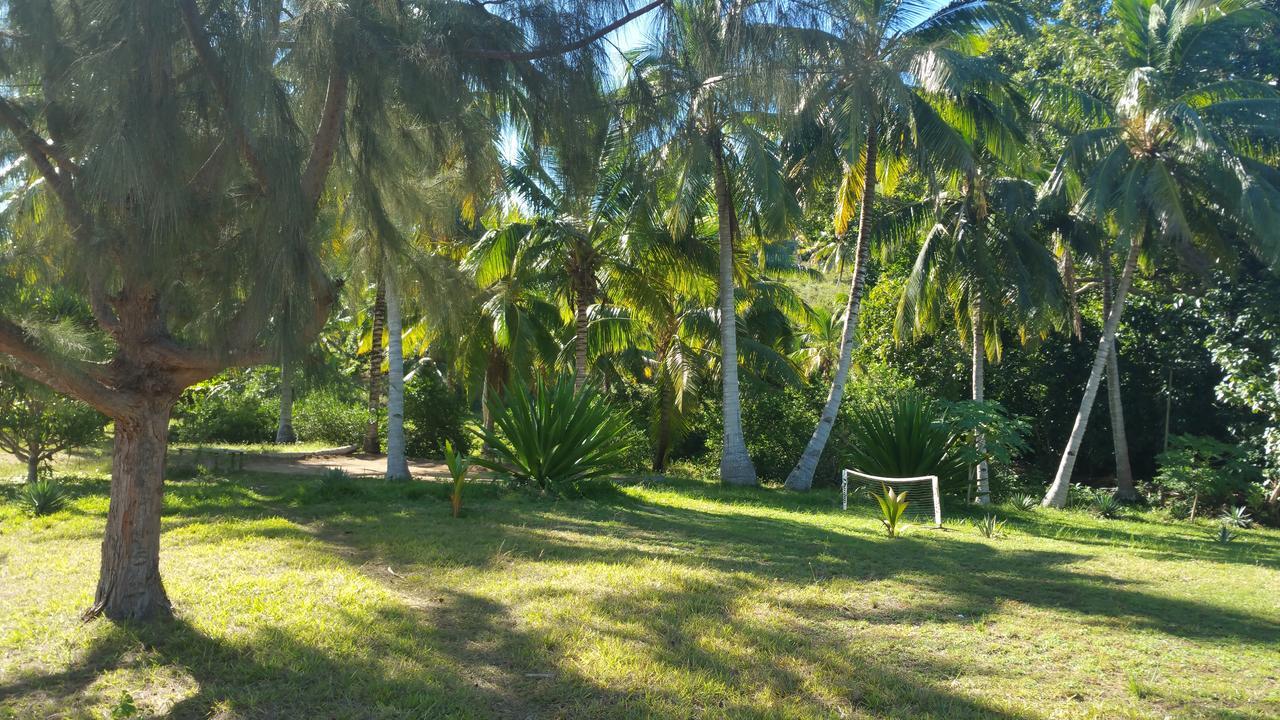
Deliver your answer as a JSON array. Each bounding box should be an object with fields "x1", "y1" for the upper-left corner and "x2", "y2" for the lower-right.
[{"x1": 842, "y1": 469, "x2": 942, "y2": 527}]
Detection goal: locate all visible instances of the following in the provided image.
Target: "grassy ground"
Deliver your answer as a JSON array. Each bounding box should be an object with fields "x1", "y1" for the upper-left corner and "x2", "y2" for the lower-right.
[{"x1": 1, "y1": 465, "x2": 1277, "y2": 719}]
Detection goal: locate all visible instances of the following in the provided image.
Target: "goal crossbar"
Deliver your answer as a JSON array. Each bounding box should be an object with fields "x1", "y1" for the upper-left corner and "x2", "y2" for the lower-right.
[{"x1": 841, "y1": 469, "x2": 942, "y2": 527}]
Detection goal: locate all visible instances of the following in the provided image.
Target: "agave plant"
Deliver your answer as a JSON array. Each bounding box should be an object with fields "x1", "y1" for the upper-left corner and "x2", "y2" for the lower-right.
[
  {"x1": 1219, "y1": 506, "x2": 1253, "y2": 529},
  {"x1": 1013, "y1": 494, "x2": 1038, "y2": 512},
  {"x1": 473, "y1": 377, "x2": 635, "y2": 495},
  {"x1": 976, "y1": 514, "x2": 1007, "y2": 539},
  {"x1": 1092, "y1": 493, "x2": 1123, "y2": 519},
  {"x1": 443, "y1": 440, "x2": 470, "y2": 518},
  {"x1": 846, "y1": 392, "x2": 966, "y2": 493},
  {"x1": 1212, "y1": 525, "x2": 1238, "y2": 544},
  {"x1": 874, "y1": 484, "x2": 911, "y2": 538},
  {"x1": 17, "y1": 479, "x2": 68, "y2": 517}
]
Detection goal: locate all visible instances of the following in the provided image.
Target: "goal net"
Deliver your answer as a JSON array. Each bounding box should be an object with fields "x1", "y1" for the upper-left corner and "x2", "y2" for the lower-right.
[{"x1": 841, "y1": 469, "x2": 943, "y2": 527}]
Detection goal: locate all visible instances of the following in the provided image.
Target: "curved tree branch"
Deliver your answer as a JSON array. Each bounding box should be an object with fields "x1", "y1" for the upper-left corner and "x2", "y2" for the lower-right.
[
  {"x1": 463, "y1": 0, "x2": 666, "y2": 61},
  {"x1": 0, "y1": 316, "x2": 121, "y2": 415}
]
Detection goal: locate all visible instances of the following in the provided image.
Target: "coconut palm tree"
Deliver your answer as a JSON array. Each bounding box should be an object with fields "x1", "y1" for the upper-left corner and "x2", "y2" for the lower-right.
[
  {"x1": 894, "y1": 172, "x2": 1062, "y2": 503},
  {"x1": 624, "y1": 0, "x2": 801, "y2": 485},
  {"x1": 1039, "y1": 0, "x2": 1280, "y2": 507},
  {"x1": 782, "y1": 0, "x2": 1029, "y2": 490}
]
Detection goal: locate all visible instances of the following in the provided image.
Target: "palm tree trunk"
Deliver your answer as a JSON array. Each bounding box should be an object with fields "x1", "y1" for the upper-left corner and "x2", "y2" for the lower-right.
[
  {"x1": 1101, "y1": 251, "x2": 1136, "y2": 500},
  {"x1": 363, "y1": 282, "x2": 386, "y2": 454},
  {"x1": 710, "y1": 131, "x2": 756, "y2": 486},
  {"x1": 653, "y1": 376, "x2": 674, "y2": 473},
  {"x1": 573, "y1": 294, "x2": 589, "y2": 393},
  {"x1": 275, "y1": 348, "x2": 297, "y2": 444},
  {"x1": 384, "y1": 271, "x2": 410, "y2": 480},
  {"x1": 1043, "y1": 235, "x2": 1142, "y2": 508},
  {"x1": 972, "y1": 293, "x2": 990, "y2": 505},
  {"x1": 785, "y1": 122, "x2": 879, "y2": 491}
]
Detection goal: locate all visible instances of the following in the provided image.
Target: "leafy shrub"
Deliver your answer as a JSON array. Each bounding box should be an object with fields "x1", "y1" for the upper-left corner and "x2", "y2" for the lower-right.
[
  {"x1": 17, "y1": 479, "x2": 69, "y2": 516},
  {"x1": 0, "y1": 372, "x2": 107, "y2": 482},
  {"x1": 294, "y1": 387, "x2": 368, "y2": 446},
  {"x1": 172, "y1": 372, "x2": 277, "y2": 444},
  {"x1": 1012, "y1": 494, "x2": 1039, "y2": 511},
  {"x1": 403, "y1": 370, "x2": 470, "y2": 458},
  {"x1": 474, "y1": 377, "x2": 636, "y2": 495},
  {"x1": 845, "y1": 391, "x2": 967, "y2": 496},
  {"x1": 873, "y1": 484, "x2": 910, "y2": 537},
  {"x1": 976, "y1": 514, "x2": 1007, "y2": 538},
  {"x1": 1212, "y1": 525, "x2": 1238, "y2": 544},
  {"x1": 1153, "y1": 435, "x2": 1262, "y2": 517},
  {"x1": 733, "y1": 383, "x2": 824, "y2": 483}
]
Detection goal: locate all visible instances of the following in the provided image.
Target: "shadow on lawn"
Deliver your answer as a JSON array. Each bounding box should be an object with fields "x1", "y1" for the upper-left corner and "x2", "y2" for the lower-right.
[{"x1": 10, "y1": 473, "x2": 1277, "y2": 718}]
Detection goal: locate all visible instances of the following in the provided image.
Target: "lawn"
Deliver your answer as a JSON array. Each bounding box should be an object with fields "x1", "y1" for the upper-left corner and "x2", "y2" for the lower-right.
[{"x1": 1, "y1": 466, "x2": 1277, "y2": 719}]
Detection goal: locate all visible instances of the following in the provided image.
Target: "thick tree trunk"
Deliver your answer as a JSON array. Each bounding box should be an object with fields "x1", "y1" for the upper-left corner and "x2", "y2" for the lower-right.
[
  {"x1": 710, "y1": 132, "x2": 756, "y2": 486},
  {"x1": 653, "y1": 375, "x2": 673, "y2": 473},
  {"x1": 1043, "y1": 237, "x2": 1142, "y2": 508},
  {"x1": 786, "y1": 122, "x2": 879, "y2": 491},
  {"x1": 1101, "y1": 253, "x2": 1136, "y2": 500},
  {"x1": 384, "y1": 272, "x2": 410, "y2": 480},
  {"x1": 573, "y1": 294, "x2": 590, "y2": 393},
  {"x1": 363, "y1": 283, "x2": 386, "y2": 454},
  {"x1": 85, "y1": 398, "x2": 173, "y2": 621},
  {"x1": 275, "y1": 351, "x2": 296, "y2": 444},
  {"x1": 972, "y1": 294, "x2": 990, "y2": 505}
]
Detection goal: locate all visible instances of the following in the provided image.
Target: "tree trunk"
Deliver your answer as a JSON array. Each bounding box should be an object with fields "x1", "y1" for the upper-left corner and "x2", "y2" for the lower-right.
[
  {"x1": 710, "y1": 131, "x2": 756, "y2": 486},
  {"x1": 573, "y1": 294, "x2": 590, "y2": 393},
  {"x1": 653, "y1": 375, "x2": 673, "y2": 473},
  {"x1": 1101, "y1": 249, "x2": 1136, "y2": 500},
  {"x1": 275, "y1": 350, "x2": 296, "y2": 444},
  {"x1": 25, "y1": 451, "x2": 40, "y2": 484},
  {"x1": 85, "y1": 398, "x2": 173, "y2": 621},
  {"x1": 1043, "y1": 236, "x2": 1142, "y2": 508},
  {"x1": 785, "y1": 121, "x2": 879, "y2": 491},
  {"x1": 384, "y1": 271, "x2": 410, "y2": 480},
  {"x1": 363, "y1": 283, "x2": 386, "y2": 454},
  {"x1": 972, "y1": 294, "x2": 990, "y2": 505}
]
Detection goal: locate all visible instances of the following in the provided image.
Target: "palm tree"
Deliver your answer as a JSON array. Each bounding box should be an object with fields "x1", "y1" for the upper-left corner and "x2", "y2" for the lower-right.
[
  {"x1": 625, "y1": 0, "x2": 800, "y2": 485},
  {"x1": 894, "y1": 173, "x2": 1062, "y2": 503},
  {"x1": 782, "y1": 0, "x2": 1028, "y2": 490},
  {"x1": 1040, "y1": 0, "x2": 1280, "y2": 507}
]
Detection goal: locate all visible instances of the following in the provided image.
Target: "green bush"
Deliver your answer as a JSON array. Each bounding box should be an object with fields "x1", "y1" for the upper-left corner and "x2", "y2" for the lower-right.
[
  {"x1": 403, "y1": 371, "x2": 470, "y2": 458},
  {"x1": 172, "y1": 372, "x2": 277, "y2": 444},
  {"x1": 844, "y1": 391, "x2": 967, "y2": 496},
  {"x1": 474, "y1": 377, "x2": 636, "y2": 495},
  {"x1": 1152, "y1": 435, "x2": 1263, "y2": 517},
  {"x1": 295, "y1": 387, "x2": 368, "y2": 446}
]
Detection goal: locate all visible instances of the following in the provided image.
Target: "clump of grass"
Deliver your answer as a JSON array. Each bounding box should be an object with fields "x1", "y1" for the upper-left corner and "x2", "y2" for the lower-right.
[
  {"x1": 306, "y1": 469, "x2": 365, "y2": 503},
  {"x1": 1219, "y1": 506, "x2": 1252, "y2": 529},
  {"x1": 1012, "y1": 494, "x2": 1038, "y2": 512},
  {"x1": 17, "y1": 479, "x2": 69, "y2": 516},
  {"x1": 1091, "y1": 493, "x2": 1123, "y2": 519},
  {"x1": 1211, "y1": 525, "x2": 1238, "y2": 544}
]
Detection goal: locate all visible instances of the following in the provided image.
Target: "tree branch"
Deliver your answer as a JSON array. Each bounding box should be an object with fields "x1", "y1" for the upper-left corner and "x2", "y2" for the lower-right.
[
  {"x1": 177, "y1": 0, "x2": 271, "y2": 190},
  {"x1": 0, "y1": 95, "x2": 76, "y2": 209},
  {"x1": 0, "y1": 316, "x2": 121, "y2": 415},
  {"x1": 300, "y1": 67, "x2": 349, "y2": 210},
  {"x1": 462, "y1": 0, "x2": 666, "y2": 61}
]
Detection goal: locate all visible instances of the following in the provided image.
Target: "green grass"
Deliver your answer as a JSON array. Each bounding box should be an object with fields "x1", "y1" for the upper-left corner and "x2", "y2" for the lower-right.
[{"x1": 1, "y1": 467, "x2": 1278, "y2": 719}]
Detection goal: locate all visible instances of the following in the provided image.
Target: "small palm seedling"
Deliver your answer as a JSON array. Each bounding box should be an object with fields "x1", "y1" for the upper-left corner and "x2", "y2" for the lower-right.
[
  {"x1": 1212, "y1": 525, "x2": 1238, "y2": 544},
  {"x1": 443, "y1": 440, "x2": 470, "y2": 518},
  {"x1": 976, "y1": 514, "x2": 1007, "y2": 538},
  {"x1": 1091, "y1": 493, "x2": 1123, "y2": 519},
  {"x1": 1013, "y1": 494, "x2": 1038, "y2": 512},
  {"x1": 874, "y1": 484, "x2": 911, "y2": 538},
  {"x1": 1219, "y1": 506, "x2": 1252, "y2": 529},
  {"x1": 18, "y1": 479, "x2": 69, "y2": 516}
]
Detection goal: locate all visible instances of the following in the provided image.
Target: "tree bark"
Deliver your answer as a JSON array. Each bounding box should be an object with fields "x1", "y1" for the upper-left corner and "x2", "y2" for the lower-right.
[
  {"x1": 363, "y1": 283, "x2": 387, "y2": 454},
  {"x1": 972, "y1": 293, "x2": 990, "y2": 505},
  {"x1": 275, "y1": 350, "x2": 296, "y2": 444},
  {"x1": 653, "y1": 374, "x2": 674, "y2": 473},
  {"x1": 384, "y1": 271, "x2": 410, "y2": 480},
  {"x1": 785, "y1": 122, "x2": 879, "y2": 491},
  {"x1": 573, "y1": 294, "x2": 590, "y2": 393},
  {"x1": 710, "y1": 131, "x2": 756, "y2": 486},
  {"x1": 25, "y1": 451, "x2": 40, "y2": 484},
  {"x1": 1043, "y1": 236, "x2": 1142, "y2": 508},
  {"x1": 85, "y1": 398, "x2": 174, "y2": 621},
  {"x1": 1100, "y1": 250, "x2": 1136, "y2": 500}
]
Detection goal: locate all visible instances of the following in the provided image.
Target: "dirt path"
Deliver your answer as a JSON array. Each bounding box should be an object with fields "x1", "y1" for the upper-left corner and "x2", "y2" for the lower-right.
[{"x1": 241, "y1": 452, "x2": 462, "y2": 479}]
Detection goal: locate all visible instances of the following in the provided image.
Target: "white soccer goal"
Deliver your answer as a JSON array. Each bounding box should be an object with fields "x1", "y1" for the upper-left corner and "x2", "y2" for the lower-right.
[{"x1": 841, "y1": 469, "x2": 942, "y2": 527}]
